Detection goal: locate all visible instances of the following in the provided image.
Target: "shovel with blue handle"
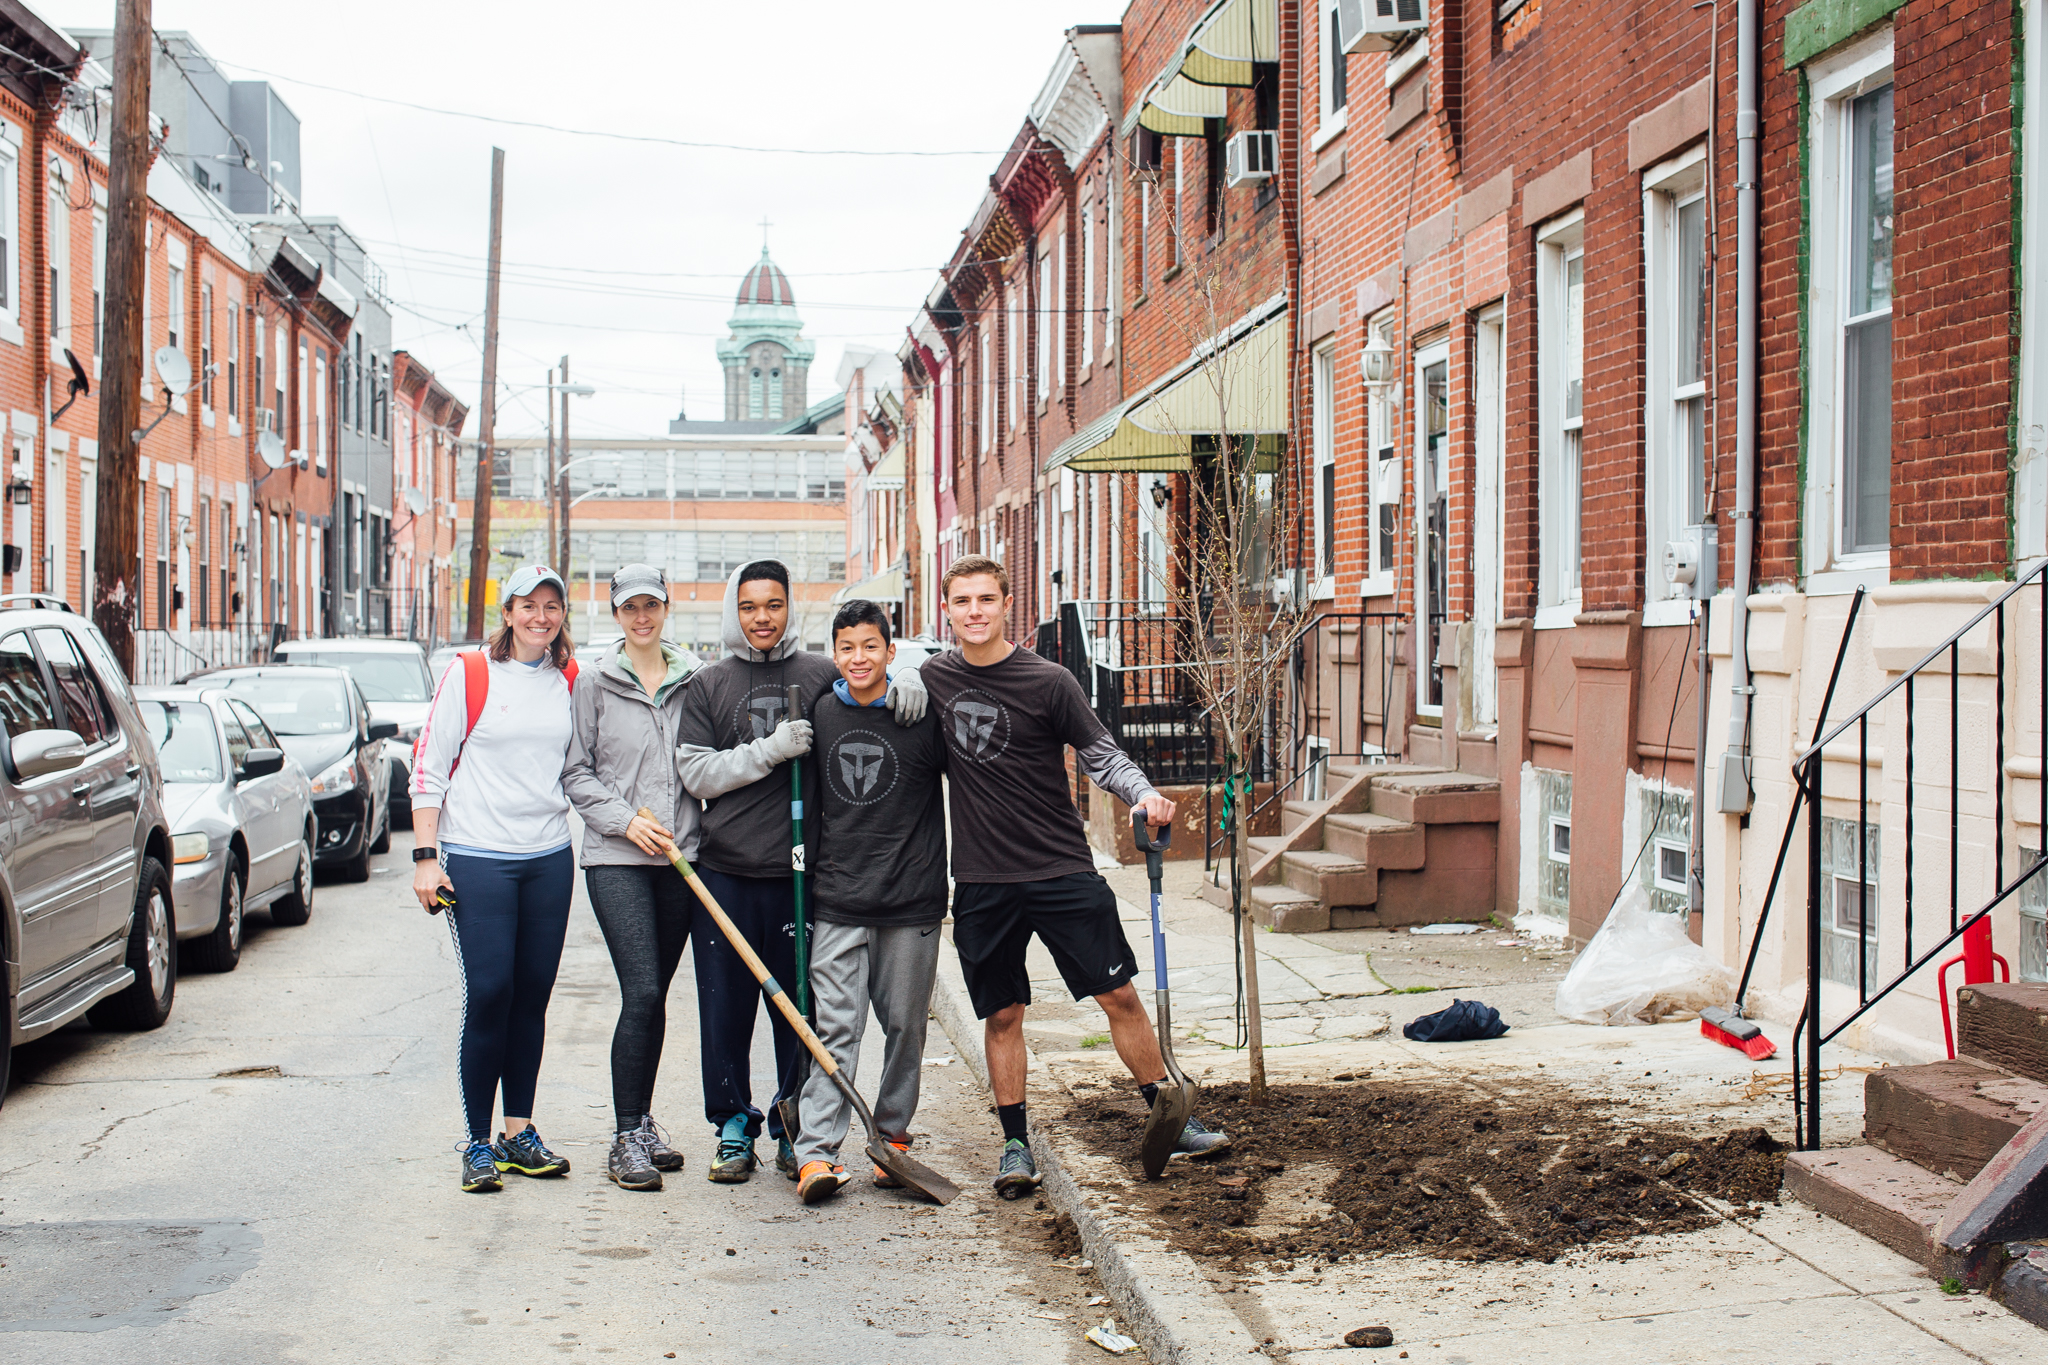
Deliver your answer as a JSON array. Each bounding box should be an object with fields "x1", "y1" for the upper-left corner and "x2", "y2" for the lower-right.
[{"x1": 1133, "y1": 810, "x2": 1195, "y2": 1179}]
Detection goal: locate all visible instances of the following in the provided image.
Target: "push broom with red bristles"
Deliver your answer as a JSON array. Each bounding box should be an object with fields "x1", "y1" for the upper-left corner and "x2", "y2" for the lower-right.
[{"x1": 1700, "y1": 1006, "x2": 1777, "y2": 1060}]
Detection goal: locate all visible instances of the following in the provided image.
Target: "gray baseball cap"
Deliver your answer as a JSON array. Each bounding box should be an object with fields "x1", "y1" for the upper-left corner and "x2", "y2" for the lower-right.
[{"x1": 609, "y1": 563, "x2": 669, "y2": 607}]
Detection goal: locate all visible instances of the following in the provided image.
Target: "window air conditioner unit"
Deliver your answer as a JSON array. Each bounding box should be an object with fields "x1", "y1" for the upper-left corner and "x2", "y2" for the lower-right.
[
  {"x1": 1337, "y1": 0, "x2": 1428, "y2": 54},
  {"x1": 1225, "y1": 130, "x2": 1277, "y2": 188}
]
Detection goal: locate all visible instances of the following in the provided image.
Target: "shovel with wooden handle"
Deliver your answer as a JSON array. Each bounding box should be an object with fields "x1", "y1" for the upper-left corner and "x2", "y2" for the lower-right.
[
  {"x1": 639, "y1": 808, "x2": 959, "y2": 1205},
  {"x1": 1133, "y1": 810, "x2": 1195, "y2": 1179}
]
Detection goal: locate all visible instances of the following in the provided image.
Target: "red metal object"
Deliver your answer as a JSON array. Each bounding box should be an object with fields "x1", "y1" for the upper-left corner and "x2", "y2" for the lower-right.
[{"x1": 1938, "y1": 918, "x2": 2013, "y2": 1058}]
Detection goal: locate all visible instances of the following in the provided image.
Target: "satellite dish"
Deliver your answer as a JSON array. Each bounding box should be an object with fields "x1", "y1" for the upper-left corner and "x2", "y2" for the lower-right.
[
  {"x1": 404, "y1": 488, "x2": 429, "y2": 516},
  {"x1": 62, "y1": 348, "x2": 89, "y2": 398},
  {"x1": 257, "y1": 429, "x2": 287, "y2": 469},
  {"x1": 154, "y1": 346, "x2": 192, "y2": 397}
]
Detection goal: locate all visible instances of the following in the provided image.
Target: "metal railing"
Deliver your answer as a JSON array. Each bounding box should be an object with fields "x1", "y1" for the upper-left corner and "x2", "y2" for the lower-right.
[
  {"x1": 1041, "y1": 601, "x2": 1221, "y2": 787},
  {"x1": 1776, "y1": 563, "x2": 2048, "y2": 1150},
  {"x1": 130, "y1": 622, "x2": 292, "y2": 685}
]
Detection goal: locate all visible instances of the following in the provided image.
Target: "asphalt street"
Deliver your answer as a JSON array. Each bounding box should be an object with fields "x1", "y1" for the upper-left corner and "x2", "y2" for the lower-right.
[{"x1": 0, "y1": 825, "x2": 1129, "y2": 1363}]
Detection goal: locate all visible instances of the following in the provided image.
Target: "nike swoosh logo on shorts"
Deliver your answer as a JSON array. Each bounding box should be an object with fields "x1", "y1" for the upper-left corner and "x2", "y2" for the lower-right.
[{"x1": 921, "y1": 926, "x2": 939, "y2": 937}]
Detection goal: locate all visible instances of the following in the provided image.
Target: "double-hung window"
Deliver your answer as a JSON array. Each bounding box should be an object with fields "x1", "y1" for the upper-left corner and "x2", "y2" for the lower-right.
[
  {"x1": 47, "y1": 170, "x2": 68, "y2": 354},
  {"x1": 1364, "y1": 315, "x2": 1398, "y2": 598},
  {"x1": 1081, "y1": 196, "x2": 1096, "y2": 369},
  {"x1": 1311, "y1": 341, "x2": 1338, "y2": 593},
  {"x1": 91, "y1": 208, "x2": 105, "y2": 365},
  {"x1": 199, "y1": 281, "x2": 213, "y2": 413},
  {"x1": 979, "y1": 326, "x2": 992, "y2": 454},
  {"x1": 1037, "y1": 247, "x2": 1052, "y2": 402},
  {"x1": 1317, "y1": 0, "x2": 1349, "y2": 146},
  {"x1": 1644, "y1": 147, "x2": 1709, "y2": 612},
  {"x1": 1805, "y1": 31, "x2": 1894, "y2": 581},
  {"x1": 0, "y1": 129, "x2": 18, "y2": 344},
  {"x1": 1537, "y1": 212, "x2": 1586, "y2": 617},
  {"x1": 225, "y1": 300, "x2": 239, "y2": 422}
]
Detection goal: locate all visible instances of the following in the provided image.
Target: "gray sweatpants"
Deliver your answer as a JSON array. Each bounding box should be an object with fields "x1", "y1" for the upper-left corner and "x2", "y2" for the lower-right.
[{"x1": 793, "y1": 918, "x2": 942, "y2": 1169}]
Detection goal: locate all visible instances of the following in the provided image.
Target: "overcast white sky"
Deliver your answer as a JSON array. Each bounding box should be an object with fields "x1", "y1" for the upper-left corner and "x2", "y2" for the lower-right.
[{"x1": 41, "y1": 0, "x2": 1116, "y2": 439}]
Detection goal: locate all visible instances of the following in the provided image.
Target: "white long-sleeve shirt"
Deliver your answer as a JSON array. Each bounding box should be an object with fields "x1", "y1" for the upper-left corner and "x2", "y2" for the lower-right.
[{"x1": 410, "y1": 655, "x2": 575, "y2": 855}]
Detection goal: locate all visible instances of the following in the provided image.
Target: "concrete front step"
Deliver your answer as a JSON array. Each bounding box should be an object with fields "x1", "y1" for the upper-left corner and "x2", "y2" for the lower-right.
[
  {"x1": 1865, "y1": 1059, "x2": 2048, "y2": 1182},
  {"x1": 1322, "y1": 811, "x2": 1426, "y2": 870},
  {"x1": 1958, "y1": 981, "x2": 2048, "y2": 1085},
  {"x1": 1784, "y1": 1144, "x2": 1959, "y2": 1267},
  {"x1": 1194, "y1": 877, "x2": 1329, "y2": 933},
  {"x1": 1368, "y1": 770, "x2": 1502, "y2": 825},
  {"x1": 1278, "y1": 849, "x2": 1378, "y2": 906}
]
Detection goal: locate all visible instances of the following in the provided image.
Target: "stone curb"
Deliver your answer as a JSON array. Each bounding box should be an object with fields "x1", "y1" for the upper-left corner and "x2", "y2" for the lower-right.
[{"x1": 928, "y1": 948, "x2": 1264, "y2": 1364}]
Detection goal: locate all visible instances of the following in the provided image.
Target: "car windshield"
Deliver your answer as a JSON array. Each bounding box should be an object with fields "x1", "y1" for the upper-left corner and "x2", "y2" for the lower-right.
[
  {"x1": 285, "y1": 651, "x2": 431, "y2": 703},
  {"x1": 137, "y1": 700, "x2": 223, "y2": 783},
  {"x1": 218, "y1": 673, "x2": 354, "y2": 735}
]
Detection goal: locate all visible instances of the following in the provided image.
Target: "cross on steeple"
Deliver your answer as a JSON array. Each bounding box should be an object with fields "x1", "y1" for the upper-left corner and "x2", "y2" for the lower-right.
[{"x1": 759, "y1": 216, "x2": 773, "y2": 251}]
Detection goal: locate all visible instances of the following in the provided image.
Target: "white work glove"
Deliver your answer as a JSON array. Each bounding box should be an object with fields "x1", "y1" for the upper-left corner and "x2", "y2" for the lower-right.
[
  {"x1": 888, "y1": 664, "x2": 928, "y2": 725},
  {"x1": 760, "y1": 717, "x2": 813, "y2": 763}
]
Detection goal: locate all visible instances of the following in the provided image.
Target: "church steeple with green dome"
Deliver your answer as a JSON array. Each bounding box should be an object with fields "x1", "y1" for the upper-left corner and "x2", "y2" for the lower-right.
[{"x1": 717, "y1": 241, "x2": 815, "y2": 422}]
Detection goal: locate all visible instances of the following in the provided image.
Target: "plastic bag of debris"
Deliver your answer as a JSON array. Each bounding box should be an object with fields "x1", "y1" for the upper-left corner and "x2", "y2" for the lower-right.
[{"x1": 1554, "y1": 885, "x2": 1735, "y2": 1025}]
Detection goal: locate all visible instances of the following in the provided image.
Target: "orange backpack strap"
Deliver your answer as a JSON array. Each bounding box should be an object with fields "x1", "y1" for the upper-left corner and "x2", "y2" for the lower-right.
[
  {"x1": 563, "y1": 659, "x2": 580, "y2": 691},
  {"x1": 462, "y1": 651, "x2": 490, "y2": 741}
]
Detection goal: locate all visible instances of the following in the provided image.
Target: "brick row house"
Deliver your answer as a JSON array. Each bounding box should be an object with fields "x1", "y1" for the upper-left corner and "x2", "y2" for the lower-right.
[
  {"x1": 0, "y1": 11, "x2": 467, "y2": 683},
  {"x1": 876, "y1": 0, "x2": 2048, "y2": 1065}
]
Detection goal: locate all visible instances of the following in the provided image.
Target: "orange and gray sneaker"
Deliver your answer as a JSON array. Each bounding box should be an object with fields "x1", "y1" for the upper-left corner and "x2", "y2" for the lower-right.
[
  {"x1": 797, "y1": 1160, "x2": 846, "y2": 1205},
  {"x1": 872, "y1": 1141, "x2": 913, "y2": 1187}
]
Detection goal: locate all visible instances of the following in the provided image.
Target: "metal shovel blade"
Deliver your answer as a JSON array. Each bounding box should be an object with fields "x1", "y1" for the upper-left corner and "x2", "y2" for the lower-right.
[
  {"x1": 864, "y1": 1136, "x2": 961, "y2": 1206},
  {"x1": 1138, "y1": 1077, "x2": 1196, "y2": 1180}
]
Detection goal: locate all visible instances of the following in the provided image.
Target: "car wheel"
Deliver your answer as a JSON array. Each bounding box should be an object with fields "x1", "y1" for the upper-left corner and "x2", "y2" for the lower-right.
[
  {"x1": 272, "y1": 829, "x2": 315, "y2": 926},
  {"x1": 187, "y1": 861, "x2": 245, "y2": 973},
  {"x1": 89, "y1": 857, "x2": 176, "y2": 1031},
  {"x1": 340, "y1": 825, "x2": 372, "y2": 883}
]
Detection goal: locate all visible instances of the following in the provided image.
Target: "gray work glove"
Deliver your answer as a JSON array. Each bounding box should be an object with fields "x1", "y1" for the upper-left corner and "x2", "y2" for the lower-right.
[
  {"x1": 887, "y1": 664, "x2": 928, "y2": 725},
  {"x1": 759, "y1": 717, "x2": 813, "y2": 763}
]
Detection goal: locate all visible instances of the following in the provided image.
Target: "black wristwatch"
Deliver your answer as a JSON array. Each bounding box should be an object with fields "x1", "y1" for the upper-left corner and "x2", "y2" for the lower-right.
[{"x1": 412, "y1": 846, "x2": 439, "y2": 862}]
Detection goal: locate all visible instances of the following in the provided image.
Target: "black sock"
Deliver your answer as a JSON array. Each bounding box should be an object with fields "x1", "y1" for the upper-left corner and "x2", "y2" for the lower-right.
[
  {"x1": 1140, "y1": 1079, "x2": 1169, "y2": 1107},
  {"x1": 998, "y1": 1103, "x2": 1028, "y2": 1143}
]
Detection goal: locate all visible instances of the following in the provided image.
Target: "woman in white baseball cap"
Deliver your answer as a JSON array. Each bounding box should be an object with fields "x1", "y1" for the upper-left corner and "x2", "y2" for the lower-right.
[
  {"x1": 563, "y1": 563, "x2": 703, "y2": 1191},
  {"x1": 409, "y1": 563, "x2": 582, "y2": 1193}
]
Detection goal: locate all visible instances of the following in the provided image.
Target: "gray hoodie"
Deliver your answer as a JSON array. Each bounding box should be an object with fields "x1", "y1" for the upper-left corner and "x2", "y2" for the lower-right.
[
  {"x1": 563, "y1": 639, "x2": 700, "y2": 865},
  {"x1": 675, "y1": 562, "x2": 839, "y2": 879}
]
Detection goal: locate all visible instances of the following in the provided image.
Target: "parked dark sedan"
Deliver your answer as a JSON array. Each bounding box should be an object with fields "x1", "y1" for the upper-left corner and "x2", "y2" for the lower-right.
[{"x1": 189, "y1": 666, "x2": 395, "y2": 882}]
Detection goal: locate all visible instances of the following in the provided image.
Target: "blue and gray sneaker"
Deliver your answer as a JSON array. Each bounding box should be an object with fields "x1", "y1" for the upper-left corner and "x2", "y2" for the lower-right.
[
  {"x1": 1172, "y1": 1115, "x2": 1232, "y2": 1158},
  {"x1": 493, "y1": 1123, "x2": 570, "y2": 1177},
  {"x1": 776, "y1": 1135, "x2": 799, "y2": 1181},
  {"x1": 708, "y1": 1113, "x2": 757, "y2": 1184},
  {"x1": 993, "y1": 1138, "x2": 1042, "y2": 1200},
  {"x1": 460, "y1": 1139, "x2": 502, "y2": 1193}
]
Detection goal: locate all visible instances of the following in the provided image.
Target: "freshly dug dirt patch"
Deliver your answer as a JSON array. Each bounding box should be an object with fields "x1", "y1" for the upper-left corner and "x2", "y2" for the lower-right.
[{"x1": 1062, "y1": 1079, "x2": 1785, "y2": 1269}]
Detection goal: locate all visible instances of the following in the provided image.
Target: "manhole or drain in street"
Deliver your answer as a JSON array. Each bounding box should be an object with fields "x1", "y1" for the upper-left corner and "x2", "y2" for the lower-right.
[{"x1": 0, "y1": 1220, "x2": 261, "y2": 1332}]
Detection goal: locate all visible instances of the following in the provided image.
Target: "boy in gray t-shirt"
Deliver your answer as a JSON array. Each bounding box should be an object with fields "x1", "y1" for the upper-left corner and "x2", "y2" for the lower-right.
[{"x1": 789, "y1": 600, "x2": 949, "y2": 1205}]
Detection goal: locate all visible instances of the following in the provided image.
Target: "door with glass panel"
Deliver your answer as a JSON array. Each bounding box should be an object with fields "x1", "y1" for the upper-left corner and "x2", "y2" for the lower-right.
[{"x1": 1414, "y1": 342, "x2": 1450, "y2": 721}]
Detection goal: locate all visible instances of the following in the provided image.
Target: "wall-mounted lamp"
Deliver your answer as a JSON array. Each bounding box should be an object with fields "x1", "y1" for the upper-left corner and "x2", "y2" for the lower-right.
[
  {"x1": 1149, "y1": 477, "x2": 1171, "y2": 510},
  {"x1": 1360, "y1": 330, "x2": 1397, "y2": 391},
  {"x1": 7, "y1": 479, "x2": 31, "y2": 506}
]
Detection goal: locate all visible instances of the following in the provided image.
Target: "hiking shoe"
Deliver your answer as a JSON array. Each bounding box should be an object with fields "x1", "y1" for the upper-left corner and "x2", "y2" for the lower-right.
[
  {"x1": 872, "y1": 1140, "x2": 912, "y2": 1188},
  {"x1": 708, "y1": 1114, "x2": 757, "y2": 1184},
  {"x1": 460, "y1": 1140, "x2": 503, "y2": 1193},
  {"x1": 494, "y1": 1124, "x2": 570, "y2": 1177},
  {"x1": 608, "y1": 1130, "x2": 663, "y2": 1192},
  {"x1": 1172, "y1": 1115, "x2": 1232, "y2": 1158},
  {"x1": 993, "y1": 1138, "x2": 1042, "y2": 1200},
  {"x1": 798, "y1": 1160, "x2": 846, "y2": 1205},
  {"x1": 776, "y1": 1136, "x2": 800, "y2": 1181},
  {"x1": 637, "y1": 1115, "x2": 684, "y2": 1172}
]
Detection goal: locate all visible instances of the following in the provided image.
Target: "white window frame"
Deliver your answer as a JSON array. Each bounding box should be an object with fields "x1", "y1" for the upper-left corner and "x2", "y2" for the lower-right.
[
  {"x1": 1311, "y1": 341, "x2": 1338, "y2": 597},
  {"x1": 1008, "y1": 283, "x2": 1022, "y2": 427},
  {"x1": 1037, "y1": 246, "x2": 1053, "y2": 402},
  {"x1": 1315, "y1": 0, "x2": 1349, "y2": 150},
  {"x1": 47, "y1": 163, "x2": 69, "y2": 364},
  {"x1": 90, "y1": 206, "x2": 105, "y2": 374},
  {"x1": 1362, "y1": 313, "x2": 1398, "y2": 600},
  {"x1": 1643, "y1": 145, "x2": 1709, "y2": 623},
  {"x1": 2023, "y1": 0, "x2": 2048, "y2": 563},
  {"x1": 296, "y1": 341, "x2": 309, "y2": 459},
  {"x1": 1413, "y1": 337, "x2": 1451, "y2": 721},
  {"x1": 1081, "y1": 195, "x2": 1097, "y2": 370},
  {"x1": 0, "y1": 126, "x2": 19, "y2": 347},
  {"x1": 1803, "y1": 28, "x2": 1895, "y2": 591},
  {"x1": 1139, "y1": 480, "x2": 1170, "y2": 614},
  {"x1": 979, "y1": 327, "x2": 992, "y2": 453},
  {"x1": 1536, "y1": 210, "x2": 1587, "y2": 624},
  {"x1": 315, "y1": 351, "x2": 327, "y2": 474}
]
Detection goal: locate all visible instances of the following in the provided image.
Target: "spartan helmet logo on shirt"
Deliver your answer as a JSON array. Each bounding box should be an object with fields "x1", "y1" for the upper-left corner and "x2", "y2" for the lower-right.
[
  {"x1": 744, "y1": 692, "x2": 787, "y2": 739},
  {"x1": 826, "y1": 730, "x2": 897, "y2": 806},
  {"x1": 943, "y1": 689, "x2": 1009, "y2": 762}
]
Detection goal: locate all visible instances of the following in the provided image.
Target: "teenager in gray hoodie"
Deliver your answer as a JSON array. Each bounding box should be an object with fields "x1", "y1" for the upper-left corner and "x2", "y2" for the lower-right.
[
  {"x1": 674, "y1": 559, "x2": 926, "y2": 1182},
  {"x1": 563, "y1": 564, "x2": 699, "y2": 1192}
]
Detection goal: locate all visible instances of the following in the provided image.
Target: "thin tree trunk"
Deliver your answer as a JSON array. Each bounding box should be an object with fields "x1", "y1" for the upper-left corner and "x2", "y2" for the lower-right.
[{"x1": 1236, "y1": 768, "x2": 1267, "y2": 1102}]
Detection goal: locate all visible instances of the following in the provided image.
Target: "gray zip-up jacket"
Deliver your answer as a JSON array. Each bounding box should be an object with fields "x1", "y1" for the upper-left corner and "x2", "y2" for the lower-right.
[{"x1": 563, "y1": 640, "x2": 700, "y2": 865}]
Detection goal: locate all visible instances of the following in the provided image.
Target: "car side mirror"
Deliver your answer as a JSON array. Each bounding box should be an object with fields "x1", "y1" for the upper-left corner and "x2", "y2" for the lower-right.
[
  {"x1": 367, "y1": 720, "x2": 399, "y2": 742},
  {"x1": 238, "y1": 747, "x2": 286, "y2": 781},
  {"x1": 12, "y1": 728, "x2": 88, "y2": 779}
]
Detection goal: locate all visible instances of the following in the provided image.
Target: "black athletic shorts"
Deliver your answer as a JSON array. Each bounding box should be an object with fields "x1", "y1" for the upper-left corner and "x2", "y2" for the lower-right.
[{"x1": 951, "y1": 871, "x2": 1139, "y2": 1019}]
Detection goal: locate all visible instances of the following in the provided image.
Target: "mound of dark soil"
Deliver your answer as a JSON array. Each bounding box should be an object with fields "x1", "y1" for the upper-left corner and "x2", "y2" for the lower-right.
[{"x1": 1061, "y1": 1080, "x2": 1785, "y2": 1270}]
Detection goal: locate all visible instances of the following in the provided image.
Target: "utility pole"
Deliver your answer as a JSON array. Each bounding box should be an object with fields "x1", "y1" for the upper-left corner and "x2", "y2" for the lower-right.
[
  {"x1": 544, "y1": 365, "x2": 556, "y2": 573},
  {"x1": 92, "y1": 0, "x2": 150, "y2": 675},
  {"x1": 556, "y1": 355, "x2": 571, "y2": 574},
  {"x1": 465, "y1": 147, "x2": 506, "y2": 641}
]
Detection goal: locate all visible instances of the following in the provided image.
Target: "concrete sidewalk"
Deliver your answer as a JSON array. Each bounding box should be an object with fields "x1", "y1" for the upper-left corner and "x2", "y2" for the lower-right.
[{"x1": 928, "y1": 855, "x2": 2048, "y2": 1363}]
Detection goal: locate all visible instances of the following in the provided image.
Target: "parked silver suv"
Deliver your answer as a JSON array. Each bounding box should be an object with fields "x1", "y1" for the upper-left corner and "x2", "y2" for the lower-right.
[{"x1": 1, "y1": 601, "x2": 176, "y2": 1111}]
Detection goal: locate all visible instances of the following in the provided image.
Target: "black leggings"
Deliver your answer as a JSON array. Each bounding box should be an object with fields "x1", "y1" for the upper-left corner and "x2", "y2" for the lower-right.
[
  {"x1": 586, "y1": 864, "x2": 695, "y2": 1134},
  {"x1": 444, "y1": 850, "x2": 575, "y2": 1143}
]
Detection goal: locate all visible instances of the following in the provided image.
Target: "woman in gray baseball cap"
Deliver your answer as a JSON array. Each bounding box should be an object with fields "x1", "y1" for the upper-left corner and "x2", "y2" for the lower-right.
[{"x1": 562, "y1": 563, "x2": 702, "y2": 1191}]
